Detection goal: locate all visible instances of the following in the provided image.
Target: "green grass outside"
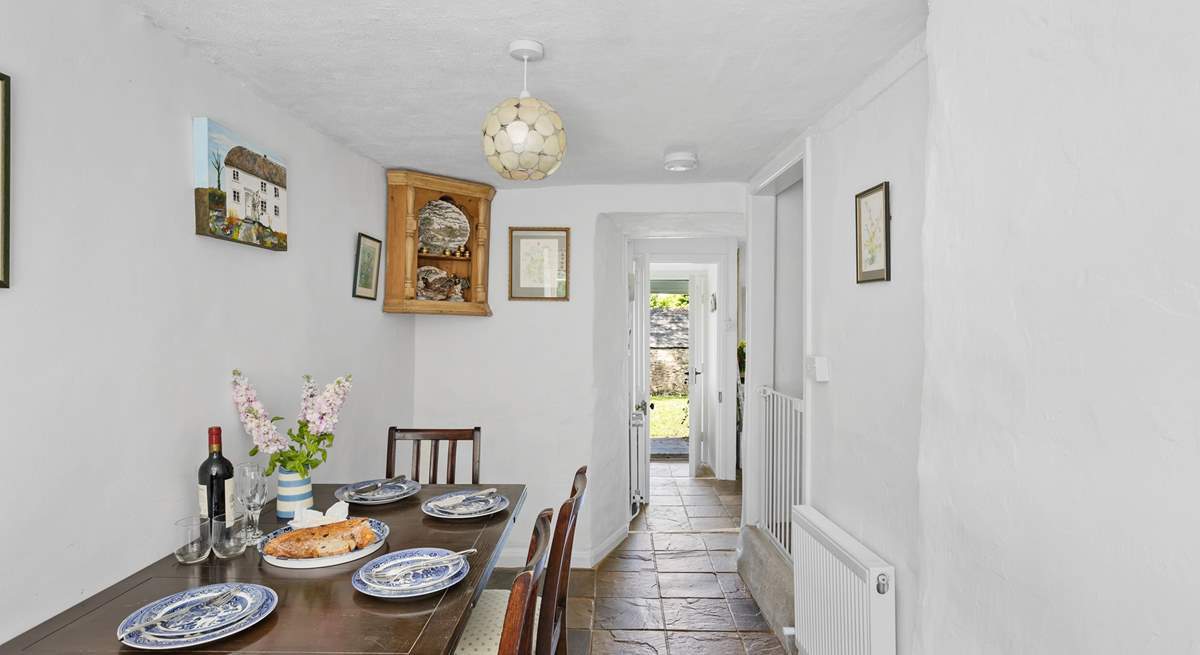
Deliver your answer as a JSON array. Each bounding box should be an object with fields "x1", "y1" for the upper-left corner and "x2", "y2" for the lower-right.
[{"x1": 650, "y1": 395, "x2": 689, "y2": 438}]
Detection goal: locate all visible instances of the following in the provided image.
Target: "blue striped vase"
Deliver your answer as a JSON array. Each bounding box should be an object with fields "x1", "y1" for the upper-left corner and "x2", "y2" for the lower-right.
[{"x1": 276, "y1": 468, "x2": 314, "y2": 519}]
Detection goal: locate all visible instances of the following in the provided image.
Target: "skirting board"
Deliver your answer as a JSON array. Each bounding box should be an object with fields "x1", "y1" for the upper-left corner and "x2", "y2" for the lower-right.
[{"x1": 497, "y1": 521, "x2": 629, "y2": 569}]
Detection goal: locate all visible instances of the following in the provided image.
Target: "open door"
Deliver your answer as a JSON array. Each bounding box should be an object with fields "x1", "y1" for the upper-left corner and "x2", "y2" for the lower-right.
[
  {"x1": 687, "y1": 273, "x2": 706, "y2": 476},
  {"x1": 628, "y1": 252, "x2": 650, "y2": 515}
]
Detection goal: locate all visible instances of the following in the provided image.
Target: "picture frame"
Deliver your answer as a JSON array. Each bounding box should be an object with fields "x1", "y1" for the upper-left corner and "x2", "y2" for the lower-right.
[
  {"x1": 1, "y1": 72, "x2": 9, "y2": 288},
  {"x1": 509, "y1": 227, "x2": 569, "y2": 301},
  {"x1": 192, "y1": 117, "x2": 288, "y2": 251},
  {"x1": 855, "y1": 181, "x2": 891, "y2": 283},
  {"x1": 352, "y1": 233, "x2": 382, "y2": 300}
]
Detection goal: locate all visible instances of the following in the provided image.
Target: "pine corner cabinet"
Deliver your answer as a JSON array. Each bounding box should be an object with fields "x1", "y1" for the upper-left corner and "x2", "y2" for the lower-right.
[{"x1": 383, "y1": 170, "x2": 496, "y2": 317}]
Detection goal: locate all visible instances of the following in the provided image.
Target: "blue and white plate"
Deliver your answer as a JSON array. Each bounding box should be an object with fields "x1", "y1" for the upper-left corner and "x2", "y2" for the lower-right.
[
  {"x1": 352, "y1": 548, "x2": 471, "y2": 599},
  {"x1": 258, "y1": 517, "x2": 389, "y2": 569},
  {"x1": 421, "y1": 491, "x2": 509, "y2": 520},
  {"x1": 117, "y1": 583, "x2": 277, "y2": 650},
  {"x1": 335, "y1": 478, "x2": 421, "y2": 505}
]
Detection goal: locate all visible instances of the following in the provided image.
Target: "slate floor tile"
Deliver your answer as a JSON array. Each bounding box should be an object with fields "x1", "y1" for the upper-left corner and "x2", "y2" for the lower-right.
[
  {"x1": 662, "y1": 598, "x2": 737, "y2": 631},
  {"x1": 594, "y1": 598, "x2": 665, "y2": 630},
  {"x1": 658, "y1": 572, "x2": 724, "y2": 598},
  {"x1": 591, "y1": 630, "x2": 668, "y2": 655}
]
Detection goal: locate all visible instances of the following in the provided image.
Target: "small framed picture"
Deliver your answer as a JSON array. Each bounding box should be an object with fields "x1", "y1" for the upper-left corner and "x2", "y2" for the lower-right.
[
  {"x1": 352, "y1": 233, "x2": 382, "y2": 300},
  {"x1": 1, "y1": 71, "x2": 10, "y2": 288},
  {"x1": 509, "y1": 227, "x2": 569, "y2": 301},
  {"x1": 855, "y1": 181, "x2": 890, "y2": 283}
]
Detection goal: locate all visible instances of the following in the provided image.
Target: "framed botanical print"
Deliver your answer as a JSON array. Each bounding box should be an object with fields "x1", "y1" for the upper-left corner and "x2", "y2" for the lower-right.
[
  {"x1": 509, "y1": 227, "x2": 569, "y2": 300},
  {"x1": 352, "y1": 233, "x2": 382, "y2": 300},
  {"x1": 1, "y1": 72, "x2": 9, "y2": 288},
  {"x1": 855, "y1": 181, "x2": 890, "y2": 283}
]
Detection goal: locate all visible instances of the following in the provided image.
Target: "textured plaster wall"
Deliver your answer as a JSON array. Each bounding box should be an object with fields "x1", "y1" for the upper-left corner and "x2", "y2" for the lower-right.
[
  {"x1": 918, "y1": 1, "x2": 1200, "y2": 652},
  {"x1": 411, "y1": 184, "x2": 745, "y2": 566},
  {"x1": 798, "y1": 48, "x2": 928, "y2": 654},
  {"x1": 0, "y1": 2, "x2": 415, "y2": 643}
]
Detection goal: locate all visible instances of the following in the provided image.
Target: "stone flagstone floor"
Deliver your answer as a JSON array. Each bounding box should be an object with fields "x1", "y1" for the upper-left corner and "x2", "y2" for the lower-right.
[{"x1": 490, "y1": 461, "x2": 785, "y2": 654}]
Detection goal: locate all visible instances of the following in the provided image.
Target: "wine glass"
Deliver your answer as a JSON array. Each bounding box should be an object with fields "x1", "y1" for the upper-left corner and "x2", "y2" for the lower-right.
[{"x1": 235, "y1": 463, "x2": 269, "y2": 542}]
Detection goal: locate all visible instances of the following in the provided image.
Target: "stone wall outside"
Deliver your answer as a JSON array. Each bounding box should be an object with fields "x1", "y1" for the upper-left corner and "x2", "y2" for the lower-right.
[{"x1": 651, "y1": 348, "x2": 688, "y2": 395}]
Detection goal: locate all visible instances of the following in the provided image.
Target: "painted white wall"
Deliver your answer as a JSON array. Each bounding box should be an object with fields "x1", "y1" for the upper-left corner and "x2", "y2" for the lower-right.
[
  {"x1": 0, "y1": 2, "x2": 415, "y2": 642},
  {"x1": 773, "y1": 180, "x2": 805, "y2": 398},
  {"x1": 918, "y1": 1, "x2": 1200, "y2": 652},
  {"x1": 772, "y1": 41, "x2": 928, "y2": 654},
  {"x1": 411, "y1": 184, "x2": 745, "y2": 566}
]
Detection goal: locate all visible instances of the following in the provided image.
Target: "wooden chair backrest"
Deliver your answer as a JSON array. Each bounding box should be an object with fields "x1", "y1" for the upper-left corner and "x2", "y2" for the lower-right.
[
  {"x1": 535, "y1": 466, "x2": 588, "y2": 655},
  {"x1": 386, "y1": 427, "x2": 481, "y2": 484},
  {"x1": 498, "y1": 508, "x2": 554, "y2": 655}
]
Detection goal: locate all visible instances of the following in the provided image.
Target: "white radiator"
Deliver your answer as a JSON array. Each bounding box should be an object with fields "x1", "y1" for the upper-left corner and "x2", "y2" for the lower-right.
[{"x1": 791, "y1": 506, "x2": 895, "y2": 655}]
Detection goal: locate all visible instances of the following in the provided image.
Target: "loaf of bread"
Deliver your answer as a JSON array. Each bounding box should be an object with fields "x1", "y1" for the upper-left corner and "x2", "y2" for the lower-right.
[{"x1": 263, "y1": 518, "x2": 375, "y2": 558}]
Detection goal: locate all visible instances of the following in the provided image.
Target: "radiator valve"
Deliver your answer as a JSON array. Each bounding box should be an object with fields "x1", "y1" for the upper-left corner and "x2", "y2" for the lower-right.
[{"x1": 876, "y1": 573, "x2": 890, "y2": 595}]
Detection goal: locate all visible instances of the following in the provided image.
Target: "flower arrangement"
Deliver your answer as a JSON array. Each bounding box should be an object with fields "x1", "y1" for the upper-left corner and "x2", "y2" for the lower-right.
[{"x1": 231, "y1": 369, "x2": 353, "y2": 477}]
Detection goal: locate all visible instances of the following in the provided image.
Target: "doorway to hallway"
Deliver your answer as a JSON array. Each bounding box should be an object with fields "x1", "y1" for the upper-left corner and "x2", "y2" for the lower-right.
[{"x1": 648, "y1": 283, "x2": 692, "y2": 462}]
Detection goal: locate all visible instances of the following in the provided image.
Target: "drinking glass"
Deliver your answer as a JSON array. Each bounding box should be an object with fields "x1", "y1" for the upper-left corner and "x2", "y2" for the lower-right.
[
  {"x1": 174, "y1": 516, "x2": 211, "y2": 564},
  {"x1": 211, "y1": 517, "x2": 247, "y2": 558},
  {"x1": 235, "y1": 463, "x2": 269, "y2": 541}
]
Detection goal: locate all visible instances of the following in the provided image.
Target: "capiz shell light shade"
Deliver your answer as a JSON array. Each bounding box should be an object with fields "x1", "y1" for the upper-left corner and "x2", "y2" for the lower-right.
[{"x1": 481, "y1": 96, "x2": 565, "y2": 180}]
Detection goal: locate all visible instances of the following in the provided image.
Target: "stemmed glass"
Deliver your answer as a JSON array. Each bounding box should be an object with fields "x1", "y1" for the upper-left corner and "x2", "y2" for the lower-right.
[{"x1": 235, "y1": 463, "x2": 270, "y2": 542}]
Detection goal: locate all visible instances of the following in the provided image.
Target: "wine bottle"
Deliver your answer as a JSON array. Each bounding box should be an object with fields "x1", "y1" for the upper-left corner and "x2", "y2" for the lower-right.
[{"x1": 197, "y1": 426, "x2": 235, "y2": 522}]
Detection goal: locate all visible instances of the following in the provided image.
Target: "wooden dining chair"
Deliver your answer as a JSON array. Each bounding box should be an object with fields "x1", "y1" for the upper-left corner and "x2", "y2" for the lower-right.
[
  {"x1": 386, "y1": 427, "x2": 481, "y2": 484},
  {"x1": 455, "y1": 508, "x2": 553, "y2": 655},
  {"x1": 535, "y1": 466, "x2": 588, "y2": 655}
]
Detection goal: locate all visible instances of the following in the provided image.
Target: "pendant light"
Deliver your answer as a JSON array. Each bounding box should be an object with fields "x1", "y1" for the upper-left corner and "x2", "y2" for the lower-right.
[{"x1": 481, "y1": 40, "x2": 566, "y2": 181}]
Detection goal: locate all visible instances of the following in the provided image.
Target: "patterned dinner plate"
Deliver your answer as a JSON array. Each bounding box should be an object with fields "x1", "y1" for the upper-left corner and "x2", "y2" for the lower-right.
[
  {"x1": 334, "y1": 478, "x2": 421, "y2": 505},
  {"x1": 421, "y1": 491, "x2": 509, "y2": 520},
  {"x1": 117, "y1": 583, "x2": 277, "y2": 650},
  {"x1": 352, "y1": 548, "x2": 471, "y2": 599},
  {"x1": 257, "y1": 517, "x2": 389, "y2": 569}
]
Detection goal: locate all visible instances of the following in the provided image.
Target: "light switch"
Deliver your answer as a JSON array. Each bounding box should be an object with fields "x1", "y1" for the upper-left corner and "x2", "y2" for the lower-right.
[{"x1": 809, "y1": 356, "x2": 831, "y2": 382}]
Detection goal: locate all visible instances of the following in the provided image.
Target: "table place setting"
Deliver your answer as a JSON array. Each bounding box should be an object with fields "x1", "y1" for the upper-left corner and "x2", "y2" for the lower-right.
[
  {"x1": 421, "y1": 487, "x2": 510, "y2": 519},
  {"x1": 115, "y1": 582, "x2": 278, "y2": 651},
  {"x1": 352, "y1": 547, "x2": 476, "y2": 599},
  {"x1": 334, "y1": 473, "x2": 422, "y2": 505}
]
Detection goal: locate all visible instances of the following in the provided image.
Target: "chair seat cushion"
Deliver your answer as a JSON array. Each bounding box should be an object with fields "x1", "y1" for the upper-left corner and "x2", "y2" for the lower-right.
[{"x1": 454, "y1": 589, "x2": 540, "y2": 655}]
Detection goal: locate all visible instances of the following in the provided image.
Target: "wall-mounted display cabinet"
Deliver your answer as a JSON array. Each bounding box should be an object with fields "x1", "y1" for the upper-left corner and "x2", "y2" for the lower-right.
[{"x1": 383, "y1": 170, "x2": 495, "y2": 316}]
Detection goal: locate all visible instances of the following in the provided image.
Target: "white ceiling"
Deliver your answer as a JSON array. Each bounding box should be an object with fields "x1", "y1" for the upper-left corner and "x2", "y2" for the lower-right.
[{"x1": 128, "y1": 0, "x2": 926, "y2": 187}]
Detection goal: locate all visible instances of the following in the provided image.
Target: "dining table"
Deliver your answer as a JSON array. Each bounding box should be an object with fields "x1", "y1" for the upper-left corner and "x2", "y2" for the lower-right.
[{"x1": 0, "y1": 482, "x2": 527, "y2": 654}]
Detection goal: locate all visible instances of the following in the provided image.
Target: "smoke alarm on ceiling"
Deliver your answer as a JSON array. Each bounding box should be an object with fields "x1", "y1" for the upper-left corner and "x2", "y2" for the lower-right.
[{"x1": 664, "y1": 150, "x2": 698, "y2": 172}]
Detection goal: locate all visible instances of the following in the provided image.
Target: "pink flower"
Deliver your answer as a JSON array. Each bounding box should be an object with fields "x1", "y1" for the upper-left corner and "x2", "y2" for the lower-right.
[
  {"x1": 301, "y1": 375, "x2": 352, "y2": 435},
  {"x1": 231, "y1": 370, "x2": 286, "y2": 454}
]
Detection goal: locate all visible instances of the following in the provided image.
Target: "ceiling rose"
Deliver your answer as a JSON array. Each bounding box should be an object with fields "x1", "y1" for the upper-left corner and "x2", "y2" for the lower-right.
[{"x1": 481, "y1": 40, "x2": 566, "y2": 181}]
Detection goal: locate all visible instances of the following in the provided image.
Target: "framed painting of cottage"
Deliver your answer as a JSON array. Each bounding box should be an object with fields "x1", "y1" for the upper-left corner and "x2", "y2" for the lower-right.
[
  {"x1": 509, "y1": 227, "x2": 569, "y2": 301},
  {"x1": 1, "y1": 72, "x2": 9, "y2": 288},
  {"x1": 855, "y1": 181, "x2": 890, "y2": 283},
  {"x1": 352, "y1": 233, "x2": 382, "y2": 300},
  {"x1": 192, "y1": 118, "x2": 288, "y2": 251}
]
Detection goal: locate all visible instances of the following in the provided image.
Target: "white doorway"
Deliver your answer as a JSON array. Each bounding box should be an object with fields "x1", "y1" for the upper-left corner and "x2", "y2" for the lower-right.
[
  {"x1": 627, "y1": 236, "x2": 740, "y2": 521},
  {"x1": 642, "y1": 264, "x2": 717, "y2": 477}
]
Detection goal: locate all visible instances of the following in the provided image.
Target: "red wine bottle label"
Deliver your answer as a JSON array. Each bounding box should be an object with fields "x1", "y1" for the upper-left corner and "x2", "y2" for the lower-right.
[{"x1": 197, "y1": 479, "x2": 237, "y2": 519}]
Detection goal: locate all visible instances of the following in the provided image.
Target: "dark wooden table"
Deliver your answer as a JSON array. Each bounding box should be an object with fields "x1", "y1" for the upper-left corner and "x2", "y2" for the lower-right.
[{"x1": 1, "y1": 483, "x2": 526, "y2": 654}]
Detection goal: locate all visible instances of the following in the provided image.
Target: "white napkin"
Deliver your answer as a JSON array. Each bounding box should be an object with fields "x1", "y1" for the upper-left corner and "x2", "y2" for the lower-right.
[{"x1": 288, "y1": 501, "x2": 350, "y2": 529}]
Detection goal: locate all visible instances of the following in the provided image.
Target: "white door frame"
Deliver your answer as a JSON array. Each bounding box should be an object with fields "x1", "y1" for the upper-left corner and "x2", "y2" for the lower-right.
[
  {"x1": 686, "y1": 273, "x2": 706, "y2": 475},
  {"x1": 627, "y1": 250, "x2": 651, "y2": 515},
  {"x1": 632, "y1": 238, "x2": 740, "y2": 480},
  {"x1": 742, "y1": 136, "x2": 813, "y2": 528}
]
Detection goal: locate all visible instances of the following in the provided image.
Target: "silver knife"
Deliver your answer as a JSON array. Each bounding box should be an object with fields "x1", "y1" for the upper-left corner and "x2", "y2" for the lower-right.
[{"x1": 117, "y1": 585, "x2": 242, "y2": 640}]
